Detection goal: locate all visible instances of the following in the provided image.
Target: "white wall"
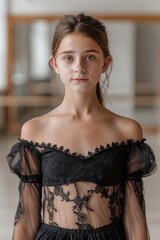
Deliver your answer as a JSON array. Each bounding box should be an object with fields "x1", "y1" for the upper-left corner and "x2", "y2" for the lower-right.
[
  {"x1": 0, "y1": 0, "x2": 7, "y2": 91},
  {"x1": 136, "y1": 24, "x2": 160, "y2": 93},
  {"x1": 107, "y1": 22, "x2": 135, "y2": 96},
  {"x1": 106, "y1": 22, "x2": 136, "y2": 117},
  {"x1": 0, "y1": 1, "x2": 8, "y2": 129},
  {"x1": 9, "y1": 0, "x2": 160, "y2": 15},
  {"x1": 30, "y1": 22, "x2": 51, "y2": 81}
]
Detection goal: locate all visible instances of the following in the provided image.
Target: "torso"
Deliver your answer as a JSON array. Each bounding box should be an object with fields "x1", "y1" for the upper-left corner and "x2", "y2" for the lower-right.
[{"x1": 17, "y1": 105, "x2": 145, "y2": 233}]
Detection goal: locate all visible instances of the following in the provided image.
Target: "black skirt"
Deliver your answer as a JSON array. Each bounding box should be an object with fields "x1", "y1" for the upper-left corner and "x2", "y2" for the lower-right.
[{"x1": 35, "y1": 219, "x2": 126, "y2": 240}]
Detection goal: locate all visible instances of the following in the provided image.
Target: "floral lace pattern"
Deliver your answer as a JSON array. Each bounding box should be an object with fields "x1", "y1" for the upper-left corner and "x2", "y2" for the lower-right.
[
  {"x1": 44, "y1": 183, "x2": 122, "y2": 229},
  {"x1": 130, "y1": 178, "x2": 145, "y2": 213},
  {"x1": 14, "y1": 182, "x2": 24, "y2": 225}
]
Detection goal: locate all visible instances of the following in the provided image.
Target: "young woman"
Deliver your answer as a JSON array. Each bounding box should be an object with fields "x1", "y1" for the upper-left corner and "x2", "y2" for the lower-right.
[{"x1": 7, "y1": 13, "x2": 157, "y2": 240}]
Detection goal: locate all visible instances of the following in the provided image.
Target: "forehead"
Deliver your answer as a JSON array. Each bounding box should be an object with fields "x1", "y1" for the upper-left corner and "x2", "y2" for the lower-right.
[{"x1": 57, "y1": 32, "x2": 102, "y2": 53}]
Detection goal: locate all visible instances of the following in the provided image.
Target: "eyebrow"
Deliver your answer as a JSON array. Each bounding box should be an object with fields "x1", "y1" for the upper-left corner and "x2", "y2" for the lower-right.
[{"x1": 59, "y1": 49, "x2": 100, "y2": 55}]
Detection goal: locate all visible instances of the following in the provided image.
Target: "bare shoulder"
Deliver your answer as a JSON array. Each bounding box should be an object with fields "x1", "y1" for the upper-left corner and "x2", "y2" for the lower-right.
[
  {"x1": 21, "y1": 114, "x2": 49, "y2": 141},
  {"x1": 115, "y1": 113, "x2": 143, "y2": 141}
]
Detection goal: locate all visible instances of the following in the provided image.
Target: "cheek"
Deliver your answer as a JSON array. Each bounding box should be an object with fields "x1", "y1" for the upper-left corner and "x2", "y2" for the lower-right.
[
  {"x1": 57, "y1": 63, "x2": 67, "y2": 72},
  {"x1": 88, "y1": 61, "x2": 103, "y2": 72},
  {"x1": 59, "y1": 63, "x2": 73, "y2": 73},
  {"x1": 90, "y1": 65, "x2": 103, "y2": 78},
  {"x1": 58, "y1": 66, "x2": 71, "y2": 82}
]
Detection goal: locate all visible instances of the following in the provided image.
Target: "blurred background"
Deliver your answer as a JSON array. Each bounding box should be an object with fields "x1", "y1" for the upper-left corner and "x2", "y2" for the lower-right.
[{"x1": 0, "y1": 0, "x2": 160, "y2": 239}]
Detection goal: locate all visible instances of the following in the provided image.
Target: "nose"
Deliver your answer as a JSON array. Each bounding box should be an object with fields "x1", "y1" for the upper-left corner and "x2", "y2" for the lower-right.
[{"x1": 74, "y1": 59, "x2": 86, "y2": 74}]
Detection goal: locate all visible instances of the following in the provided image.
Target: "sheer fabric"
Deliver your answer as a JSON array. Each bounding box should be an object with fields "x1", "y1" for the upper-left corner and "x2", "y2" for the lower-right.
[
  {"x1": 7, "y1": 138, "x2": 157, "y2": 240},
  {"x1": 124, "y1": 180, "x2": 148, "y2": 240},
  {"x1": 7, "y1": 142, "x2": 42, "y2": 239}
]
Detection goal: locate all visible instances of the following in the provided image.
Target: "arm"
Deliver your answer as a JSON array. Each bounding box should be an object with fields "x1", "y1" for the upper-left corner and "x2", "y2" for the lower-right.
[
  {"x1": 7, "y1": 141, "x2": 42, "y2": 240},
  {"x1": 13, "y1": 181, "x2": 41, "y2": 240},
  {"x1": 122, "y1": 119, "x2": 157, "y2": 240},
  {"x1": 123, "y1": 178, "x2": 148, "y2": 240}
]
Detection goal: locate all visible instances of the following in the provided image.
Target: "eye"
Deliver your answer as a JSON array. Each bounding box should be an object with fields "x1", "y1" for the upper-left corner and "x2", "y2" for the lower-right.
[
  {"x1": 63, "y1": 55, "x2": 74, "y2": 62},
  {"x1": 85, "y1": 55, "x2": 96, "y2": 61}
]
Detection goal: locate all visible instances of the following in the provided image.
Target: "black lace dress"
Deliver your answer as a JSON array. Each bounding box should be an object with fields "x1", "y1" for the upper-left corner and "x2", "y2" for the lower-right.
[{"x1": 7, "y1": 138, "x2": 157, "y2": 240}]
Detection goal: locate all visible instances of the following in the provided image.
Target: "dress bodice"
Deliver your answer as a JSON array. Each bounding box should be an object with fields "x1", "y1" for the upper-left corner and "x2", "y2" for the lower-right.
[{"x1": 41, "y1": 143, "x2": 127, "y2": 186}]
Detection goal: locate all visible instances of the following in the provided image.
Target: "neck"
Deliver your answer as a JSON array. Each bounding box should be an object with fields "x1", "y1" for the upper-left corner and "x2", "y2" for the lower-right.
[{"x1": 59, "y1": 89, "x2": 103, "y2": 118}]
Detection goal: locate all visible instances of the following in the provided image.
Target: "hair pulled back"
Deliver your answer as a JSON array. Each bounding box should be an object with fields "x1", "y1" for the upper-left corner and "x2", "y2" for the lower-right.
[{"x1": 51, "y1": 13, "x2": 112, "y2": 105}]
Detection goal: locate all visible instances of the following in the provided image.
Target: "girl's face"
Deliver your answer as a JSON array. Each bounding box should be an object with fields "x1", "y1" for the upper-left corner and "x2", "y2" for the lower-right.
[{"x1": 50, "y1": 32, "x2": 111, "y2": 93}]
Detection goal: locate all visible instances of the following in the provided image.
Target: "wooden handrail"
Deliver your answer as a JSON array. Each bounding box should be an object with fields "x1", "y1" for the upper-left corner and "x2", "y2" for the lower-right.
[
  {"x1": 0, "y1": 95, "x2": 159, "y2": 106},
  {"x1": 7, "y1": 14, "x2": 160, "y2": 23}
]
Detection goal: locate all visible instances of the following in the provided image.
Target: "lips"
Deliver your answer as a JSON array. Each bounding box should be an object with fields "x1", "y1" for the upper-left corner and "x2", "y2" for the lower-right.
[{"x1": 72, "y1": 78, "x2": 88, "y2": 81}]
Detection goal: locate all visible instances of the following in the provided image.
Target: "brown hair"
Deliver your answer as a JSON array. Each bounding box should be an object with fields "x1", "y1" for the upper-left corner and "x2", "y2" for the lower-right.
[{"x1": 50, "y1": 13, "x2": 112, "y2": 105}]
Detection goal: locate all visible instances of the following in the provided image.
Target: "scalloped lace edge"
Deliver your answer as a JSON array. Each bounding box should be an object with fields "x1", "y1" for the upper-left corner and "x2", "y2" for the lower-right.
[{"x1": 18, "y1": 138, "x2": 146, "y2": 159}]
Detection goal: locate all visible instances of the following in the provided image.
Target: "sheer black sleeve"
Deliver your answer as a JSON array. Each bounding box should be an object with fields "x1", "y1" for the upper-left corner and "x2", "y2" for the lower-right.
[
  {"x1": 7, "y1": 140, "x2": 42, "y2": 240},
  {"x1": 123, "y1": 140, "x2": 157, "y2": 240}
]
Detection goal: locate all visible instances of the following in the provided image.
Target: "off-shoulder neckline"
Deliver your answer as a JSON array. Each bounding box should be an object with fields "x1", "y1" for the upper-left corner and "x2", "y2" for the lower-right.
[{"x1": 18, "y1": 138, "x2": 146, "y2": 160}]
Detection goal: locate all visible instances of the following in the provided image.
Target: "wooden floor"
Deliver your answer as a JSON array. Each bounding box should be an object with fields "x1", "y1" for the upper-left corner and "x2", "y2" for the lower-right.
[{"x1": 0, "y1": 132, "x2": 159, "y2": 240}]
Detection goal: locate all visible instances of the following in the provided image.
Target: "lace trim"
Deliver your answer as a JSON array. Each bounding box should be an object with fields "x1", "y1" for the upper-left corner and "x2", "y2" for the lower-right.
[
  {"x1": 20, "y1": 174, "x2": 42, "y2": 183},
  {"x1": 18, "y1": 138, "x2": 146, "y2": 160}
]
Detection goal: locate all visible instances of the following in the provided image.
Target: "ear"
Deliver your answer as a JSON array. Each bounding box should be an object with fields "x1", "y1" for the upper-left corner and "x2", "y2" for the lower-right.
[
  {"x1": 49, "y1": 56, "x2": 59, "y2": 74},
  {"x1": 102, "y1": 55, "x2": 112, "y2": 73}
]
